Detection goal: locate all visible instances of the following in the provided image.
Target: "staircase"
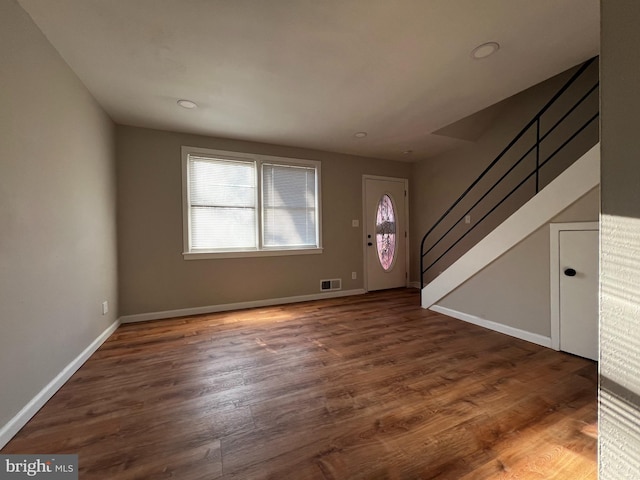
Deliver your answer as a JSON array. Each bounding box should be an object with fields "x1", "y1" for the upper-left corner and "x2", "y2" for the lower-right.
[{"x1": 420, "y1": 57, "x2": 599, "y2": 308}]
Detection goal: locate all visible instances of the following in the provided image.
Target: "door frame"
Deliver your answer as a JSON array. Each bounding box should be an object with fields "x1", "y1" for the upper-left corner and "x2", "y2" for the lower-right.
[
  {"x1": 362, "y1": 175, "x2": 410, "y2": 292},
  {"x1": 549, "y1": 221, "x2": 599, "y2": 351}
]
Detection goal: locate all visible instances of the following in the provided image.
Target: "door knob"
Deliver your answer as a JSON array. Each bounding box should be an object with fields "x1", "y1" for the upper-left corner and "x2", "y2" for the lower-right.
[{"x1": 564, "y1": 268, "x2": 577, "y2": 277}]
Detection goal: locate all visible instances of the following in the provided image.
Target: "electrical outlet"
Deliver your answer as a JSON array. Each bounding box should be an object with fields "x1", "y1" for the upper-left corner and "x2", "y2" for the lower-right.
[
  {"x1": 352, "y1": 271, "x2": 357, "y2": 280},
  {"x1": 102, "y1": 301, "x2": 109, "y2": 315},
  {"x1": 465, "y1": 215, "x2": 471, "y2": 224}
]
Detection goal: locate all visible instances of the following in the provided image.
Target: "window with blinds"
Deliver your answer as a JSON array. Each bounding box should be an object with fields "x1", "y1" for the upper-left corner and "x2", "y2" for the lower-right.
[
  {"x1": 182, "y1": 147, "x2": 322, "y2": 258},
  {"x1": 262, "y1": 163, "x2": 317, "y2": 248},
  {"x1": 188, "y1": 157, "x2": 256, "y2": 250}
]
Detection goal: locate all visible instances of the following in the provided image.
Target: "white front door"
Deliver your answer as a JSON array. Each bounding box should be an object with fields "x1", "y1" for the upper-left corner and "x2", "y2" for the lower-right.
[
  {"x1": 364, "y1": 176, "x2": 408, "y2": 291},
  {"x1": 559, "y1": 229, "x2": 599, "y2": 360}
]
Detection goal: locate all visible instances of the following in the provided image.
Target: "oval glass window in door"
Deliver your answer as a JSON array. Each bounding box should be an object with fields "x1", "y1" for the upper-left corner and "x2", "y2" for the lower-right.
[{"x1": 375, "y1": 194, "x2": 397, "y2": 271}]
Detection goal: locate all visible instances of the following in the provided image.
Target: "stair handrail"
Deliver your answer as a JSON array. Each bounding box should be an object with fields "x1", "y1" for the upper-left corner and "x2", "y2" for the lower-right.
[{"x1": 420, "y1": 57, "x2": 598, "y2": 290}]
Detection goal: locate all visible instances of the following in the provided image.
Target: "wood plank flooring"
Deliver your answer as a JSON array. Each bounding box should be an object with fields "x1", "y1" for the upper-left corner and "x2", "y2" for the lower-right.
[{"x1": 2, "y1": 289, "x2": 597, "y2": 479}]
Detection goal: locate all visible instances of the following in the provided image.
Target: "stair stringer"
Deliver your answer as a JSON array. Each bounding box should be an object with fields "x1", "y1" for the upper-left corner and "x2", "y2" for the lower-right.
[{"x1": 421, "y1": 143, "x2": 600, "y2": 308}]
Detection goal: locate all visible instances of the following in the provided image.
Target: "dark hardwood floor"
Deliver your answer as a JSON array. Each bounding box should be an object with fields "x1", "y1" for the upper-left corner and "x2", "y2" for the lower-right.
[{"x1": 2, "y1": 289, "x2": 597, "y2": 479}]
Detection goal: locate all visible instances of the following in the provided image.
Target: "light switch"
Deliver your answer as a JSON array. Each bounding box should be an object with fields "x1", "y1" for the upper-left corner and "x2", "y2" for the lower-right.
[{"x1": 352, "y1": 219, "x2": 359, "y2": 227}]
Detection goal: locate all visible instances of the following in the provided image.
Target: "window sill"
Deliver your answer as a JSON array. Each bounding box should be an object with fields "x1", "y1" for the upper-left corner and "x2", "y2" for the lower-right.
[{"x1": 183, "y1": 247, "x2": 323, "y2": 260}]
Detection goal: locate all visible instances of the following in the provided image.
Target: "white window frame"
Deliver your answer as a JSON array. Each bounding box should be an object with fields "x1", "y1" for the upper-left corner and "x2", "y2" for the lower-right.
[{"x1": 182, "y1": 146, "x2": 323, "y2": 260}]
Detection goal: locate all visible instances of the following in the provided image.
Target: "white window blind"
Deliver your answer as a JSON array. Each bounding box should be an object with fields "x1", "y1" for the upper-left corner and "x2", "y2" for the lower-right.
[
  {"x1": 262, "y1": 163, "x2": 317, "y2": 248},
  {"x1": 188, "y1": 156, "x2": 256, "y2": 250}
]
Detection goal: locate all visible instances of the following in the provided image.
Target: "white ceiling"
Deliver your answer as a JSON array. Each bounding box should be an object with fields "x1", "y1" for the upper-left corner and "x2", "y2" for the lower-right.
[{"x1": 18, "y1": 0, "x2": 599, "y2": 162}]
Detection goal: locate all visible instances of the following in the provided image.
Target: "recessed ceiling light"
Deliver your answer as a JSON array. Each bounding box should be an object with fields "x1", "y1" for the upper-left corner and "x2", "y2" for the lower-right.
[
  {"x1": 177, "y1": 99, "x2": 198, "y2": 109},
  {"x1": 402, "y1": 150, "x2": 413, "y2": 155},
  {"x1": 471, "y1": 42, "x2": 500, "y2": 59},
  {"x1": 354, "y1": 131, "x2": 368, "y2": 138}
]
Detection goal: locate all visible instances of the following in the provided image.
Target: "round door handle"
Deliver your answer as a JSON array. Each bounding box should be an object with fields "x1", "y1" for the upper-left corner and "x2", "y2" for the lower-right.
[
  {"x1": 564, "y1": 268, "x2": 577, "y2": 277},
  {"x1": 367, "y1": 242, "x2": 373, "y2": 246}
]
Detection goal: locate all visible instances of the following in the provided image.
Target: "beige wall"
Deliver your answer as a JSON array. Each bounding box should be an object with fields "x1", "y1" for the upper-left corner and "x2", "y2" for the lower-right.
[
  {"x1": 437, "y1": 187, "x2": 599, "y2": 336},
  {"x1": 411, "y1": 60, "x2": 599, "y2": 284},
  {"x1": 600, "y1": 2, "x2": 640, "y2": 477},
  {"x1": 116, "y1": 125, "x2": 411, "y2": 316},
  {"x1": 0, "y1": 0, "x2": 118, "y2": 430}
]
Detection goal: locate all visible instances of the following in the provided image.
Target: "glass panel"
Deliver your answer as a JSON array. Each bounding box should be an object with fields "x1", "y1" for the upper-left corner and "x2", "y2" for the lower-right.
[
  {"x1": 189, "y1": 156, "x2": 256, "y2": 249},
  {"x1": 376, "y1": 194, "x2": 396, "y2": 271},
  {"x1": 262, "y1": 164, "x2": 317, "y2": 247},
  {"x1": 191, "y1": 207, "x2": 256, "y2": 249},
  {"x1": 189, "y1": 157, "x2": 255, "y2": 207}
]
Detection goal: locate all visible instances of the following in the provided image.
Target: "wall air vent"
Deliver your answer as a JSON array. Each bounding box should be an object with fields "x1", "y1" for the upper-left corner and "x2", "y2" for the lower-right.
[{"x1": 320, "y1": 278, "x2": 342, "y2": 292}]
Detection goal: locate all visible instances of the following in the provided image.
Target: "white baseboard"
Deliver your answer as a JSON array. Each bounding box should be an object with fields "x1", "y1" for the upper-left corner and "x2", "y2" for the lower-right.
[
  {"x1": 429, "y1": 305, "x2": 552, "y2": 349},
  {"x1": 120, "y1": 289, "x2": 367, "y2": 323},
  {"x1": 0, "y1": 318, "x2": 121, "y2": 450}
]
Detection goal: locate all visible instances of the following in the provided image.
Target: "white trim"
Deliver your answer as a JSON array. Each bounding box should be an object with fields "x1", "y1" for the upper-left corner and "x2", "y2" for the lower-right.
[
  {"x1": 362, "y1": 175, "x2": 410, "y2": 292},
  {"x1": 120, "y1": 289, "x2": 367, "y2": 324},
  {"x1": 422, "y1": 143, "x2": 600, "y2": 307},
  {"x1": 549, "y1": 221, "x2": 599, "y2": 351},
  {"x1": 0, "y1": 319, "x2": 121, "y2": 449},
  {"x1": 183, "y1": 247, "x2": 323, "y2": 260},
  {"x1": 430, "y1": 305, "x2": 552, "y2": 348}
]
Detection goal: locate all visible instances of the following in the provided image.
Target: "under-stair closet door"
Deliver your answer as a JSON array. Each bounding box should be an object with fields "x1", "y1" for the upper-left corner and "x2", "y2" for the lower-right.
[
  {"x1": 559, "y1": 229, "x2": 598, "y2": 361},
  {"x1": 363, "y1": 176, "x2": 408, "y2": 291}
]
